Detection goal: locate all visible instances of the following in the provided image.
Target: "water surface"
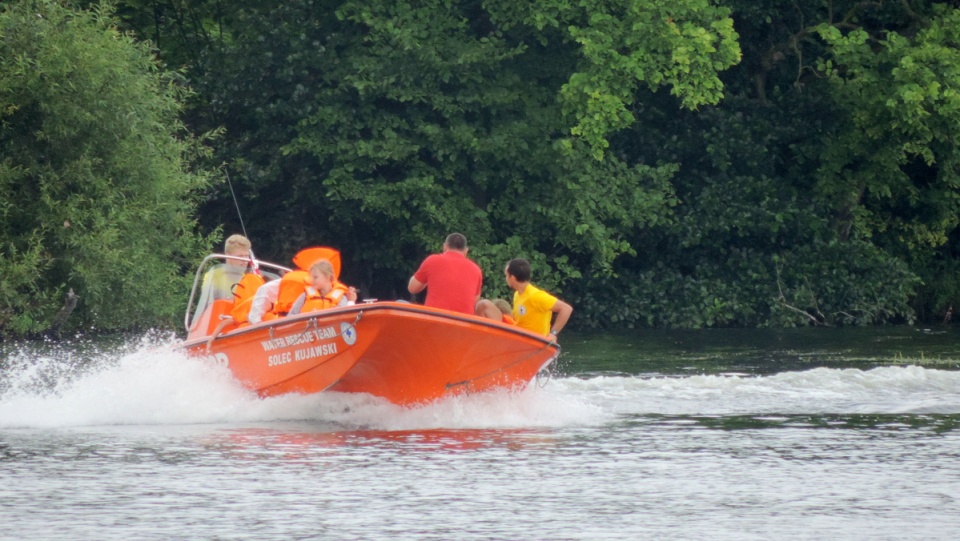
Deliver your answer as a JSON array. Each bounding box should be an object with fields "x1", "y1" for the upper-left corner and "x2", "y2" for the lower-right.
[{"x1": 2, "y1": 327, "x2": 959, "y2": 540}]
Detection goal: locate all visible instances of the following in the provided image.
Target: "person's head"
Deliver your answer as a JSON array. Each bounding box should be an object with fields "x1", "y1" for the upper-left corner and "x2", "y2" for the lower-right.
[
  {"x1": 224, "y1": 234, "x2": 252, "y2": 266},
  {"x1": 505, "y1": 258, "x2": 531, "y2": 284},
  {"x1": 309, "y1": 259, "x2": 336, "y2": 293},
  {"x1": 442, "y1": 233, "x2": 468, "y2": 253},
  {"x1": 492, "y1": 298, "x2": 512, "y2": 315}
]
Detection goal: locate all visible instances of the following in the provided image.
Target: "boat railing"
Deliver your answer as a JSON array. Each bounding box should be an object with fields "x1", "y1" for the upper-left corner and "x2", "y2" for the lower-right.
[{"x1": 184, "y1": 254, "x2": 292, "y2": 333}]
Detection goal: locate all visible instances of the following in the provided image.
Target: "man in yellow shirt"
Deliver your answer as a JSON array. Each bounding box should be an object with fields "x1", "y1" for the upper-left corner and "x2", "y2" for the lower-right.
[{"x1": 504, "y1": 258, "x2": 573, "y2": 342}]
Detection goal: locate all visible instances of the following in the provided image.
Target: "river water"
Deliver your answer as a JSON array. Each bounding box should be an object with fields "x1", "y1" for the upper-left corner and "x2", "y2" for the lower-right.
[{"x1": 2, "y1": 326, "x2": 959, "y2": 540}]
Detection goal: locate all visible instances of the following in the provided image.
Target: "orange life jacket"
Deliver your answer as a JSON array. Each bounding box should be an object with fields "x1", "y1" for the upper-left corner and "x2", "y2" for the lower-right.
[
  {"x1": 300, "y1": 282, "x2": 349, "y2": 313},
  {"x1": 263, "y1": 270, "x2": 310, "y2": 319},
  {"x1": 230, "y1": 272, "x2": 266, "y2": 325},
  {"x1": 292, "y1": 246, "x2": 342, "y2": 276},
  {"x1": 501, "y1": 313, "x2": 516, "y2": 325}
]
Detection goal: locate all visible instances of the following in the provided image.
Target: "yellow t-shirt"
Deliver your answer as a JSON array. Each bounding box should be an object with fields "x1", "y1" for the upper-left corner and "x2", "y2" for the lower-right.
[{"x1": 512, "y1": 284, "x2": 558, "y2": 335}]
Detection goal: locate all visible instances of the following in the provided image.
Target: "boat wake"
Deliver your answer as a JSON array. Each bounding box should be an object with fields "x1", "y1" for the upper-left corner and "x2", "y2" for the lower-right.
[
  {"x1": 2, "y1": 337, "x2": 959, "y2": 430},
  {"x1": 0, "y1": 336, "x2": 603, "y2": 430},
  {"x1": 552, "y1": 365, "x2": 960, "y2": 416}
]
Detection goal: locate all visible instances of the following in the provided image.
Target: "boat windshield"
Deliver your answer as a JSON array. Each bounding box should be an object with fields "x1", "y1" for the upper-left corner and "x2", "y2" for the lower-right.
[
  {"x1": 185, "y1": 254, "x2": 288, "y2": 335},
  {"x1": 190, "y1": 263, "x2": 247, "y2": 328}
]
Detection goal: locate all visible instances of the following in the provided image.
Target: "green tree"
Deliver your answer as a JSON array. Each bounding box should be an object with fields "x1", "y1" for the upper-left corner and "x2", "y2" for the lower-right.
[
  {"x1": 112, "y1": 0, "x2": 960, "y2": 328},
  {"x1": 815, "y1": 5, "x2": 960, "y2": 318},
  {"x1": 573, "y1": 1, "x2": 955, "y2": 328},
  {"x1": 0, "y1": 0, "x2": 215, "y2": 337},
  {"x1": 124, "y1": 0, "x2": 738, "y2": 300}
]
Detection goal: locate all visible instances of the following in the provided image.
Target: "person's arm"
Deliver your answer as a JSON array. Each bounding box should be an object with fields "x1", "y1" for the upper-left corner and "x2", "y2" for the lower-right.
[
  {"x1": 248, "y1": 280, "x2": 279, "y2": 324},
  {"x1": 288, "y1": 292, "x2": 307, "y2": 315},
  {"x1": 409, "y1": 256, "x2": 433, "y2": 295},
  {"x1": 468, "y1": 269, "x2": 484, "y2": 316},
  {"x1": 340, "y1": 287, "x2": 358, "y2": 306},
  {"x1": 547, "y1": 300, "x2": 573, "y2": 341},
  {"x1": 408, "y1": 276, "x2": 426, "y2": 295}
]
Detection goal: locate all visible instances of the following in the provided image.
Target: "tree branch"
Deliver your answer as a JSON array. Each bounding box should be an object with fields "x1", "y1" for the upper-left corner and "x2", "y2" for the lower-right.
[{"x1": 775, "y1": 266, "x2": 828, "y2": 326}]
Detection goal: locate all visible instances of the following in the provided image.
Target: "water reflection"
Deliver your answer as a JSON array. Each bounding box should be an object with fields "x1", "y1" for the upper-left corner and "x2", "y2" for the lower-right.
[
  {"x1": 625, "y1": 413, "x2": 960, "y2": 433},
  {"x1": 204, "y1": 426, "x2": 559, "y2": 459}
]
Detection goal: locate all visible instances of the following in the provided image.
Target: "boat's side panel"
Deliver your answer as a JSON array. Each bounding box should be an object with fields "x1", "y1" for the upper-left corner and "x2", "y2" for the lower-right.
[
  {"x1": 183, "y1": 314, "x2": 370, "y2": 396},
  {"x1": 328, "y1": 306, "x2": 559, "y2": 404},
  {"x1": 181, "y1": 302, "x2": 559, "y2": 405}
]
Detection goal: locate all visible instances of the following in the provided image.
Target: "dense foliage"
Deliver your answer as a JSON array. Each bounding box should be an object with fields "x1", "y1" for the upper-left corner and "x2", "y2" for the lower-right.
[
  {"x1": 575, "y1": 0, "x2": 959, "y2": 327},
  {"x1": 117, "y1": 0, "x2": 741, "y2": 300},
  {"x1": 4, "y1": 0, "x2": 960, "y2": 337},
  {"x1": 0, "y1": 0, "x2": 214, "y2": 337}
]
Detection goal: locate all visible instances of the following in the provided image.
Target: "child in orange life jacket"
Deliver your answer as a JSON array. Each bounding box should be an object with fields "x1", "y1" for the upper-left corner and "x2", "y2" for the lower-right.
[
  {"x1": 288, "y1": 259, "x2": 358, "y2": 314},
  {"x1": 492, "y1": 298, "x2": 516, "y2": 325},
  {"x1": 475, "y1": 297, "x2": 517, "y2": 324}
]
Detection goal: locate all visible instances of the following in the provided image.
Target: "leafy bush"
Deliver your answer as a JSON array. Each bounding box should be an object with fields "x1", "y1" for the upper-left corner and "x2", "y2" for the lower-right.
[{"x1": 0, "y1": 0, "x2": 214, "y2": 337}]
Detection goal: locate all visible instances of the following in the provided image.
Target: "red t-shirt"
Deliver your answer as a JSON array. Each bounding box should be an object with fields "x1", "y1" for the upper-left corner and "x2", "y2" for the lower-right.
[{"x1": 413, "y1": 251, "x2": 482, "y2": 314}]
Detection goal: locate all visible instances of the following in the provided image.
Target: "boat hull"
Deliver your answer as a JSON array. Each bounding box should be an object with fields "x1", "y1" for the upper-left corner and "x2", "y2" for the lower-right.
[{"x1": 181, "y1": 302, "x2": 559, "y2": 405}]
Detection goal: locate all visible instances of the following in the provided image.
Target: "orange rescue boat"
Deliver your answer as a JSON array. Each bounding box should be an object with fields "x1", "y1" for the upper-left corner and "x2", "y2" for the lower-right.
[{"x1": 180, "y1": 254, "x2": 560, "y2": 405}]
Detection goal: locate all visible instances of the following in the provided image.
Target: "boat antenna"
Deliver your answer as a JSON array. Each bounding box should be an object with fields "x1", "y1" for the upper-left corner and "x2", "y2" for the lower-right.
[
  {"x1": 224, "y1": 166, "x2": 249, "y2": 240},
  {"x1": 224, "y1": 166, "x2": 261, "y2": 275}
]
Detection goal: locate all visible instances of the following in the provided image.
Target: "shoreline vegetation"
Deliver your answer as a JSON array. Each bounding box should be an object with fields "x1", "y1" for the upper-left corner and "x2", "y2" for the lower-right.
[{"x1": 4, "y1": 0, "x2": 960, "y2": 339}]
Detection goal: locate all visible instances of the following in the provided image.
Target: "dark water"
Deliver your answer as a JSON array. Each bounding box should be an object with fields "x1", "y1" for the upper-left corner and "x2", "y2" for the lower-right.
[
  {"x1": 2, "y1": 326, "x2": 960, "y2": 540},
  {"x1": 560, "y1": 325, "x2": 960, "y2": 375}
]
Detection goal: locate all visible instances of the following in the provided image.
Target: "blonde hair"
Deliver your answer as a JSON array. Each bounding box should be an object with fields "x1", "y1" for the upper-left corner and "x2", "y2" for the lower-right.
[
  {"x1": 492, "y1": 298, "x2": 512, "y2": 315},
  {"x1": 309, "y1": 259, "x2": 336, "y2": 281},
  {"x1": 224, "y1": 234, "x2": 251, "y2": 255}
]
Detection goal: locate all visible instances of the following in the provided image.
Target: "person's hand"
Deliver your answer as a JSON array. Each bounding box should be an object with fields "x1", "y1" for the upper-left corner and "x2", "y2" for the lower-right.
[{"x1": 346, "y1": 287, "x2": 358, "y2": 302}]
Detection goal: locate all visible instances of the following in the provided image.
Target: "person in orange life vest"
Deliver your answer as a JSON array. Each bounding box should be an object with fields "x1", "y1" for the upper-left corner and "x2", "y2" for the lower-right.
[
  {"x1": 493, "y1": 298, "x2": 516, "y2": 325},
  {"x1": 475, "y1": 296, "x2": 516, "y2": 322},
  {"x1": 248, "y1": 246, "x2": 344, "y2": 324},
  {"x1": 505, "y1": 258, "x2": 572, "y2": 342},
  {"x1": 408, "y1": 233, "x2": 482, "y2": 315},
  {"x1": 256, "y1": 270, "x2": 312, "y2": 321},
  {"x1": 289, "y1": 259, "x2": 358, "y2": 314},
  {"x1": 192, "y1": 234, "x2": 252, "y2": 327}
]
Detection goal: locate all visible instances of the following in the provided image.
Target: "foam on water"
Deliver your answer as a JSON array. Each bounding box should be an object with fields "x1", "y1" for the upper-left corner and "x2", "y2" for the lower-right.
[
  {"x1": 3, "y1": 336, "x2": 959, "y2": 430},
  {"x1": 554, "y1": 364, "x2": 960, "y2": 416},
  {"x1": 0, "y1": 337, "x2": 605, "y2": 430}
]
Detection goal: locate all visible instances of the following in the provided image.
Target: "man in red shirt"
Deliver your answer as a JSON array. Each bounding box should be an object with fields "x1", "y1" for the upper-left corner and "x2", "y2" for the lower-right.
[{"x1": 408, "y1": 233, "x2": 483, "y2": 314}]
